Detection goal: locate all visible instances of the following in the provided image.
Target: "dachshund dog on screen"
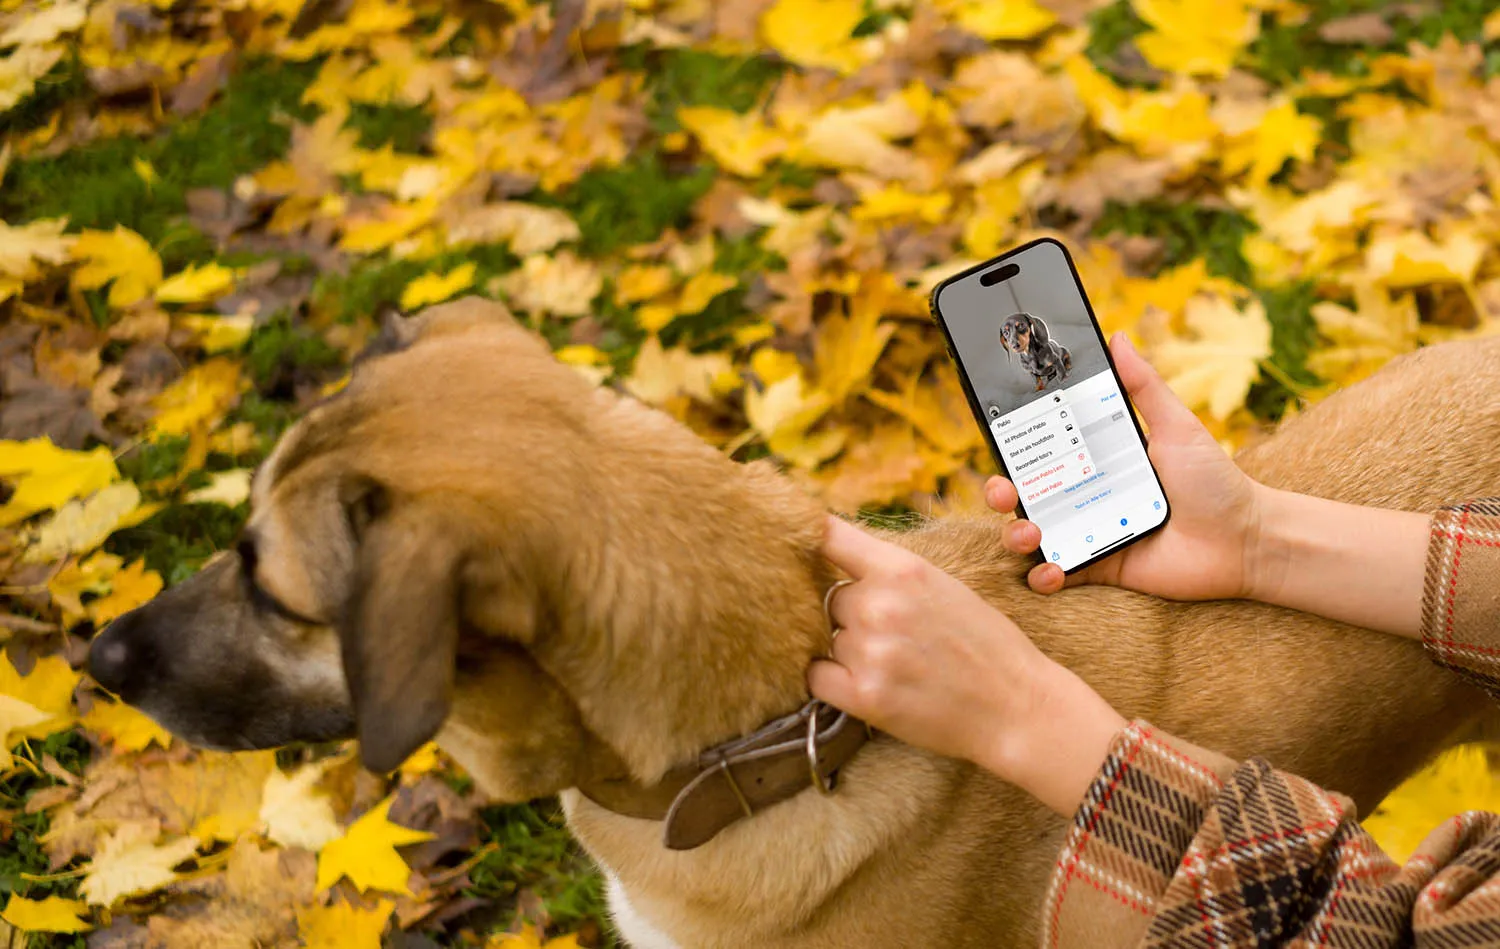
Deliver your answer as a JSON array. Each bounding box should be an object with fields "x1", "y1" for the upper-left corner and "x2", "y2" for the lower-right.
[{"x1": 999, "y1": 312, "x2": 1072, "y2": 391}]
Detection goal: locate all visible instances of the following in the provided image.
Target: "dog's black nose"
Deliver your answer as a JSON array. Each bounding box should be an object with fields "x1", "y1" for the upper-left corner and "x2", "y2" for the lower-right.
[{"x1": 88, "y1": 610, "x2": 145, "y2": 695}]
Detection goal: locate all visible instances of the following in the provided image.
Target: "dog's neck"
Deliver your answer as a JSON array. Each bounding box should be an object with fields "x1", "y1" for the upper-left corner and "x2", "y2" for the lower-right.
[{"x1": 528, "y1": 391, "x2": 838, "y2": 784}]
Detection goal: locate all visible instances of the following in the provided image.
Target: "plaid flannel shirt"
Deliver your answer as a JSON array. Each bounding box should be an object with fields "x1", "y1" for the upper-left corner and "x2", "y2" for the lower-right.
[{"x1": 1042, "y1": 499, "x2": 1500, "y2": 948}]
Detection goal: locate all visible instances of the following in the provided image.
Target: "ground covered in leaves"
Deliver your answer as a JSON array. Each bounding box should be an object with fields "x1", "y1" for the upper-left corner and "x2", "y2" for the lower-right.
[{"x1": 3, "y1": 0, "x2": 1500, "y2": 945}]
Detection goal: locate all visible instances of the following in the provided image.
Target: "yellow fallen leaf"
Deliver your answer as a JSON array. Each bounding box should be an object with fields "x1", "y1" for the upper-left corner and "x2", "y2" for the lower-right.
[
  {"x1": 400, "y1": 261, "x2": 477, "y2": 310},
  {"x1": 798, "y1": 89, "x2": 927, "y2": 181},
  {"x1": 497, "y1": 252, "x2": 602, "y2": 318},
  {"x1": 0, "y1": 654, "x2": 79, "y2": 745},
  {"x1": 149, "y1": 358, "x2": 244, "y2": 436},
  {"x1": 81, "y1": 698, "x2": 172, "y2": 754},
  {"x1": 315, "y1": 795, "x2": 434, "y2": 895},
  {"x1": 943, "y1": 0, "x2": 1056, "y2": 40},
  {"x1": 0, "y1": 0, "x2": 87, "y2": 46},
  {"x1": 0, "y1": 695, "x2": 49, "y2": 770},
  {"x1": 444, "y1": 202, "x2": 580, "y2": 255},
  {"x1": 88, "y1": 559, "x2": 164, "y2": 627},
  {"x1": 71, "y1": 226, "x2": 163, "y2": 308},
  {"x1": 186, "y1": 751, "x2": 279, "y2": 844},
  {"x1": 487, "y1": 923, "x2": 583, "y2": 949},
  {"x1": 1486, "y1": 9, "x2": 1500, "y2": 42},
  {"x1": 814, "y1": 276, "x2": 897, "y2": 403},
  {"x1": 1363, "y1": 744, "x2": 1500, "y2": 865},
  {"x1": 0, "y1": 894, "x2": 91, "y2": 934},
  {"x1": 398, "y1": 741, "x2": 442, "y2": 777},
  {"x1": 1132, "y1": 0, "x2": 1259, "y2": 77},
  {"x1": 0, "y1": 217, "x2": 74, "y2": 282},
  {"x1": 677, "y1": 107, "x2": 788, "y2": 177},
  {"x1": 26, "y1": 482, "x2": 142, "y2": 563},
  {"x1": 184, "y1": 468, "x2": 253, "y2": 507},
  {"x1": 745, "y1": 373, "x2": 843, "y2": 468},
  {"x1": 1152, "y1": 294, "x2": 1271, "y2": 420},
  {"x1": 614, "y1": 264, "x2": 675, "y2": 305},
  {"x1": 47, "y1": 551, "x2": 122, "y2": 625},
  {"x1": 1308, "y1": 283, "x2": 1419, "y2": 386},
  {"x1": 155, "y1": 262, "x2": 237, "y2": 304},
  {"x1": 80, "y1": 825, "x2": 199, "y2": 907},
  {"x1": 298, "y1": 898, "x2": 395, "y2": 949},
  {"x1": 176, "y1": 312, "x2": 255, "y2": 353},
  {"x1": 260, "y1": 764, "x2": 342, "y2": 852},
  {"x1": 760, "y1": 0, "x2": 868, "y2": 74},
  {"x1": 0, "y1": 45, "x2": 63, "y2": 115},
  {"x1": 623, "y1": 337, "x2": 735, "y2": 407},
  {"x1": 1219, "y1": 98, "x2": 1321, "y2": 185},
  {"x1": 1366, "y1": 230, "x2": 1486, "y2": 288}
]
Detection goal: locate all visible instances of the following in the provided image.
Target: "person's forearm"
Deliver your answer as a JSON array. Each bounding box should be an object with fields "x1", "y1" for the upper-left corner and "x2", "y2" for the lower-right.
[{"x1": 1245, "y1": 485, "x2": 1430, "y2": 639}]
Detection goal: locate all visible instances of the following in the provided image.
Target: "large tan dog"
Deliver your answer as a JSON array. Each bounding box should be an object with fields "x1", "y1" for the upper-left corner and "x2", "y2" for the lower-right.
[{"x1": 88, "y1": 297, "x2": 1500, "y2": 948}]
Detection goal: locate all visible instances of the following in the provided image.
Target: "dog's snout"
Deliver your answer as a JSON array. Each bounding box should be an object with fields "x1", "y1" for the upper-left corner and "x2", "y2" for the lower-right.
[{"x1": 88, "y1": 609, "x2": 152, "y2": 697}]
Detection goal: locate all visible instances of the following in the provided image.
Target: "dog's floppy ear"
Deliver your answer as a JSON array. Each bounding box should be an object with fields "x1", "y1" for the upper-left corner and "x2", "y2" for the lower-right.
[
  {"x1": 998, "y1": 322, "x2": 1013, "y2": 354},
  {"x1": 1025, "y1": 313, "x2": 1050, "y2": 346},
  {"x1": 339, "y1": 495, "x2": 462, "y2": 773}
]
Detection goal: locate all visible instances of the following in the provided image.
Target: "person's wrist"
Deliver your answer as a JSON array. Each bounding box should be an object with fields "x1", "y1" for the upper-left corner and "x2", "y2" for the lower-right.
[
  {"x1": 1242, "y1": 481, "x2": 1292, "y2": 605},
  {"x1": 974, "y1": 654, "x2": 1126, "y2": 816}
]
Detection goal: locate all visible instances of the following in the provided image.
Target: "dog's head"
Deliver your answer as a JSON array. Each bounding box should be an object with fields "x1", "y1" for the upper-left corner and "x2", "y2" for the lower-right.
[
  {"x1": 999, "y1": 314, "x2": 1032, "y2": 356},
  {"x1": 88, "y1": 297, "x2": 827, "y2": 796}
]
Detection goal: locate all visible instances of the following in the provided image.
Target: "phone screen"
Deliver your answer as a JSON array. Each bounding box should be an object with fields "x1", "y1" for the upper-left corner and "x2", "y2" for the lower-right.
[{"x1": 932, "y1": 238, "x2": 1168, "y2": 572}]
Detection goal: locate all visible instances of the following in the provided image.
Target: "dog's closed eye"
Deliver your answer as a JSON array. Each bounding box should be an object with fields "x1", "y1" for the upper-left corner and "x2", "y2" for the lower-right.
[{"x1": 237, "y1": 537, "x2": 323, "y2": 625}]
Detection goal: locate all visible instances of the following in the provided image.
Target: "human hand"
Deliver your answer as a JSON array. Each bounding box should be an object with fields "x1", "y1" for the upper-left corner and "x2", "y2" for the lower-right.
[
  {"x1": 808, "y1": 516, "x2": 1126, "y2": 817},
  {"x1": 988, "y1": 333, "x2": 1266, "y2": 601}
]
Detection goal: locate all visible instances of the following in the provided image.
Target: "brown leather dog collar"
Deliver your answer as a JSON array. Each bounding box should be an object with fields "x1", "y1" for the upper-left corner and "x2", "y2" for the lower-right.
[{"x1": 577, "y1": 700, "x2": 872, "y2": 850}]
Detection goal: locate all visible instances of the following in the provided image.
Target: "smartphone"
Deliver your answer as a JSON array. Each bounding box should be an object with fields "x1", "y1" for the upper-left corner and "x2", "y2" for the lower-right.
[{"x1": 930, "y1": 237, "x2": 1169, "y2": 573}]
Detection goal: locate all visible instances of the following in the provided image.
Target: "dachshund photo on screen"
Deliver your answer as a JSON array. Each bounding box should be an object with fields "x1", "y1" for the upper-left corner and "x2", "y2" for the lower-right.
[{"x1": 1000, "y1": 312, "x2": 1072, "y2": 391}]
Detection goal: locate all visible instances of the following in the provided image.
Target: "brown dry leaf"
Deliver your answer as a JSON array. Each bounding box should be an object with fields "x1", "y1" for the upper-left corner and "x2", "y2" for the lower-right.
[
  {"x1": 79, "y1": 822, "x2": 199, "y2": 907},
  {"x1": 143, "y1": 841, "x2": 316, "y2": 948}
]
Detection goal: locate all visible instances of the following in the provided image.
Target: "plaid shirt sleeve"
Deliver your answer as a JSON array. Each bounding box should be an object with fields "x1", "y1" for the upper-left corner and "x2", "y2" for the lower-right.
[{"x1": 1041, "y1": 500, "x2": 1500, "y2": 949}]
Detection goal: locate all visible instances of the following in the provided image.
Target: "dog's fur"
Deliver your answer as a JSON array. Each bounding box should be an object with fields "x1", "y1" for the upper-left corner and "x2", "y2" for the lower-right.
[
  {"x1": 999, "y1": 312, "x2": 1072, "y2": 391},
  {"x1": 91, "y1": 298, "x2": 1500, "y2": 947}
]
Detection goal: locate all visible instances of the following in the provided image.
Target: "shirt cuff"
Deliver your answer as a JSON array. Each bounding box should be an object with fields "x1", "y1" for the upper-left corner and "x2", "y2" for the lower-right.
[
  {"x1": 1039, "y1": 720, "x2": 1237, "y2": 949},
  {"x1": 1420, "y1": 499, "x2": 1500, "y2": 698}
]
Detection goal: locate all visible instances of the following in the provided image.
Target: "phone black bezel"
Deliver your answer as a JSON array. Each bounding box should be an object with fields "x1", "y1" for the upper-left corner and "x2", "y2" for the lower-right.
[{"x1": 928, "y1": 236, "x2": 1171, "y2": 575}]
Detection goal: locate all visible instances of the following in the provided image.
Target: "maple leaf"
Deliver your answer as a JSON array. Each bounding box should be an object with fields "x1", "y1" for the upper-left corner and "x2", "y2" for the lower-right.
[
  {"x1": 260, "y1": 764, "x2": 343, "y2": 852},
  {"x1": 155, "y1": 262, "x2": 238, "y2": 304},
  {"x1": 81, "y1": 697, "x2": 173, "y2": 754},
  {"x1": 400, "y1": 262, "x2": 477, "y2": 310},
  {"x1": 943, "y1": 0, "x2": 1056, "y2": 40},
  {"x1": 0, "y1": 653, "x2": 79, "y2": 744},
  {"x1": 298, "y1": 897, "x2": 395, "y2": 949},
  {"x1": 80, "y1": 824, "x2": 200, "y2": 907},
  {"x1": 677, "y1": 107, "x2": 788, "y2": 177},
  {"x1": 0, "y1": 0, "x2": 87, "y2": 47},
  {"x1": 184, "y1": 468, "x2": 252, "y2": 506},
  {"x1": 444, "y1": 202, "x2": 580, "y2": 255},
  {"x1": 1219, "y1": 98, "x2": 1322, "y2": 186},
  {"x1": 47, "y1": 551, "x2": 122, "y2": 625},
  {"x1": 760, "y1": 0, "x2": 869, "y2": 74},
  {"x1": 624, "y1": 337, "x2": 735, "y2": 407},
  {"x1": 177, "y1": 312, "x2": 255, "y2": 353},
  {"x1": 497, "y1": 253, "x2": 603, "y2": 318},
  {"x1": 798, "y1": 88, "x2": 928, "y2": 181},
  {"x1": 1151, "y1": 294, "x2": 1272, "y2": 421},
  {"x1": 813, "y1": 276, "x2": 898, "y2": 404},
  {"x1": 487, "y1": 924, "x2": 583, "y2": 949},
  {"x1": 316, "y1": 794, "x2": 434, "y2": 895},
  {"x1": 1307, "y1": 283, "x2": 1419, "y2": 386},
  {"x1": 71, "y1": 227, "x2": 164, "y2": 308},
  {"x1": 149, "y1": 358, "x2": 244, "y2": 437},
  {"x1": 0, "y1": 45, "x2": 64, "y2": 114},
  {"x1": 0, "y1": 218, "x2": 75, "y2": 282},
  {"x1": 88, "y1": 559, "x2": 164, "y2": 626},
  {"x1": 0, "y1": 894, "x2": 92, "y2": 934},
  {"x1": 1366, "y1": 229, "x2": 1486, "y2": 288},
  {"x1": 1131, "y1": 0, "x2": 1259, "y2": 77},
  {"x1": 25, "y1": 481, "x2": 143, "y2": 563}
]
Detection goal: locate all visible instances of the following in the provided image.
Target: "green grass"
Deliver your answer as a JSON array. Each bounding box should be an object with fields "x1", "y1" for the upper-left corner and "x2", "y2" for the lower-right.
[
  {"x1": 106, "y1": 503, "x2": 248, "y2": 586},
  {"x1": 347, "y1": 101, "x2": 434, "y2": 152},
  {"x1": 635, "y1": 48, "x2": 784, "y2": 132},
  {"x1": 0, "y1": 58, "x2": 319, "y2": 261},
  {"x1": 0, "y1": 732, "x2": 92, "y2": 949},
  {"x1": 547, "y1": 150, "x2": 717, "y2": 257},
  {"x1": 465, "y1": 800, "x2": 612, "y2": 944},
  {"x1": 244, "y1": 317, "x2": 346, "y2": 399},
  {"x1": 1248, "y1": 280, "x2": 1322, "y2": 421},
  {"x1": 1093, "y1": 200, "x2": 1256, "y2": 284}
]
